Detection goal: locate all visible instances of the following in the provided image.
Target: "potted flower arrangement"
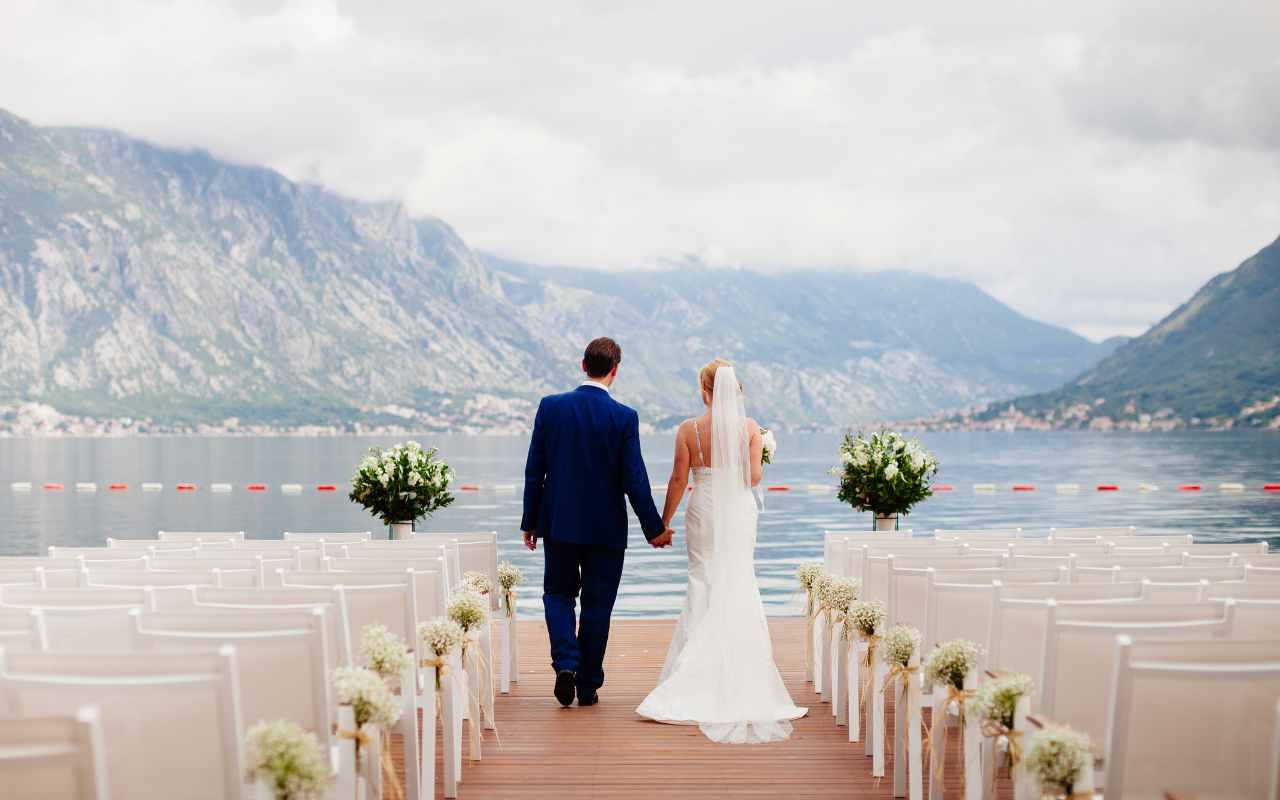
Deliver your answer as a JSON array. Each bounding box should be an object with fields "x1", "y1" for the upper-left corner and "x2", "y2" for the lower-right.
[
  {"x1": 349, "y1": 441, "x2": 455, "y2": 539},
  {"x1": 834, "y1": 430, "x2": 938, "y2": 530}
]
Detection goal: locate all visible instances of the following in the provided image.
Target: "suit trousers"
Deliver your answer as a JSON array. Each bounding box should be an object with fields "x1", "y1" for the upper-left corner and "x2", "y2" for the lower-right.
[{"x1": 543, "y1": 538, "x2": 626, "y2": 692}]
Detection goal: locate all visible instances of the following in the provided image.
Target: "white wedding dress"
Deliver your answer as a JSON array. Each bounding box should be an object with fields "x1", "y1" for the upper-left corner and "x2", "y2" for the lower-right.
[{"x1": 636, "y1": 366, "x2": 807, "y2": 743}]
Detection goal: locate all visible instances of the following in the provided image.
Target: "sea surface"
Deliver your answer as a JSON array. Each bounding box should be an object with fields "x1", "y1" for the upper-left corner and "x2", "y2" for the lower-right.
[{"x1": 1, "y1": 431, "x2": 1277, "y2": 617}]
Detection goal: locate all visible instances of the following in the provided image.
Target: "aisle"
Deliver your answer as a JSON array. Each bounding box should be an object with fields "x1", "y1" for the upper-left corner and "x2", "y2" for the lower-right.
[{"x1": 394, "y1": 617, "x2": 981, "y2": 799}]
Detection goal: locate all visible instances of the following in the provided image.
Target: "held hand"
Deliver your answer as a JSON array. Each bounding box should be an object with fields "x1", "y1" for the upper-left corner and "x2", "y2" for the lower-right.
[
  {"x1": 522, "y1": 530, "x2": 537, "y2": 551},
  {"x1": 650, "y1": 528, "x2": 675, "y2": 548}
]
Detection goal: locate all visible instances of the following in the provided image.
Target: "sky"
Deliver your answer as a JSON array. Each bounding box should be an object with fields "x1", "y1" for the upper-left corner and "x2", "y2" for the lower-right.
[{"x1": 2, "y1": 0, "x2": 1278, "y2": 341}]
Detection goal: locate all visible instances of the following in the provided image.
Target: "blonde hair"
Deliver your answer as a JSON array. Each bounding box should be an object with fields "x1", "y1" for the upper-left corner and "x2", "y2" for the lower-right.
[{"x1": 699, "y1": 358, "x2": 733, "y2": 397}]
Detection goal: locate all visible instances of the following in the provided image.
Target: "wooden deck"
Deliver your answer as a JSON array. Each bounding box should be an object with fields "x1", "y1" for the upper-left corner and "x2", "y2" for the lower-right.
[{"x1": 393, "y1": 617, "x2": 998, "y2": 799}]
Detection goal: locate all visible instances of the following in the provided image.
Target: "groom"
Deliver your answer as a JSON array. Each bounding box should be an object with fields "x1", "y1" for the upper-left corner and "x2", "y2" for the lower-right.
[{"x1": 521, "y1": 337, "x2": 673, "y2": 707}]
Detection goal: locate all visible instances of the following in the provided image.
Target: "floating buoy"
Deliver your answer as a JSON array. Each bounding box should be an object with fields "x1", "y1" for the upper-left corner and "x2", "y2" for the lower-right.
[
  {"x1": 974, "y1": 483, "x2": 996, "y2": 492},
  {"x1": 43, "y1": 482, "x2": 64, "y2": 491},
  {"x1": 459, "y1": 484, "x2": 481, "y2": 492},
  {"x1": 493, "y1": 484, "x2": 517, "y2": 493},
  {"x1": 1179, "y1": 484, "x2": 1201, "y2": 492},
  {"x1": 280, "y1": 483, "x2": 303, "y2": 494},
  {"x1": 75, "y1": 482, "x2": 97, "y2": 492},
  {"x1": 176, "y1": 483, "x2": 197, "y2": 492},
  {"x1": 806, "y1": 484, "x2": 833, "y2": 493},
  {"x1": 108, "y1": 483, "x2": 128, "y2": 491},
  {"x1": 210, "y1": 483, "x2": 232, "y2": 493},
  {"x1": 246, "y1": 484, "x2": 268, "y2": 492},
  {"x1": 1220, "y1": 482, "x2": 1245, "y2": 492},
  {"x1": 141, "y1": 482, "x2": 163, "y2": 492},
  {"x1": 316, "y1": 484, "x2": 337, "y2": 492},
  {"x1": 767, "y1": 485, "x2": 790, "y2": 492},
  {"x1": 934, "y1": 484, "x2": 954, "y2": 492},
  {"x1": 1097, "y1": 485, "x2": 1119, "y2": 492},
  {"x1": 1012, "y1": 484, "x2": 1036, "y2": 492},
  {"x1": 10, "y1": 481, "x2": 32, "y2": 492},
  {"x1": 1138, "y1": 482, "x2": 1159, "y2": 492},
  {"x1": 1056, "y1": 483, "x2": 1081, "y2": 494},
  {"x1": 1265, "y1": 484, "x2": 1280, "y2": 492}
]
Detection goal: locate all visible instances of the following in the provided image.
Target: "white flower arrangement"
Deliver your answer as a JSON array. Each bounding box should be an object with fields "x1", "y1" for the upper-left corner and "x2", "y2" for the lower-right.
[
  {"x1": 881, "y1": 624, "x2": 922, "y2": 667},
  {"x1": 1024, "y1": 725, "x2": 1094, "y2": 796},
  {"x1": 817, "y1": 575, "x2": 859, "y2": 614},
  {"x1": 447, "y1": 591, "x2": 488, "y2": 634},
  {"x1": 969, "y1": 671, "x2": 1033, "y2": 729},
  {"x1": 759, "y1": 427, "x2": 777, "y2": 465},
  {"x1": 349, "y1": 441, "x2": 455, "y2": 525},
  {"x1": 332, "y1": 665, "x2": 402, "y2": 729},
  {"x1": 498, "y1": 561, "x2": 524, "y2": 591},
  {"x1": 459, "y1": 570, "x2": 492, "y2": 596},
  {"x1": 418, "y1": 617, "x2": 466, "y2": 658},
  {"x1": 796, "y1": 563, "x2": 824, "y2": 593},
  {"x1": 811, "y1": 572, "x2": 836, "y2": 608},
  {"x1": 834, "y1": 429, "x2": 939, "y2": 517},
  {"x1": 359, "y1": 624, "x2": 412, "y2": 682},
  {"x1": 246, "y1": 719, "x2": 330, "y2": 800},
  {"x1": 923, "y1": 638, "x2": 982, "y2": 691},
  {"x1": 847, "y1": 599, "x2": 886, "y2": 637}
]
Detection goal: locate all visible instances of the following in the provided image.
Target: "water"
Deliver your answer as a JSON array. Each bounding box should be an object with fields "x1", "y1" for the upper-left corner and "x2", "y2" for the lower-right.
[{"x1": 1, "y1": 431, "x2": 1277, "y2": 616}]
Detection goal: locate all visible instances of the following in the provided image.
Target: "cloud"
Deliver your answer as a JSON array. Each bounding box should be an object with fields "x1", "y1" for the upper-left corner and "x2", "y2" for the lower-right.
[{"x1": 2, "y1": 0, "x2": 1277, "y2": 339}]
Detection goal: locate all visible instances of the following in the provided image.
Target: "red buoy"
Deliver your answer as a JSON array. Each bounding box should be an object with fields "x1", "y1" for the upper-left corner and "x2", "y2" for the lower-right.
[
  {"x1": 316, "y1": 484, "x2": 337, "y2": 492},
  {"x1": 934, "y1": 484, "x2": 954, "y2": 492},
  {"x1": 459, "y1": 484, "x2": 480, "y2": 492},
  {"x1": 1179, "y1": 484, "x2": 1201, "y2": 492},
  {"x1": 1097, "y1": 484, "x2": 1119, "y2": 491},
  {"x1": 1263, "y1": 484, "x2": 1280, "y2": 492},
  {"x1": 108, "y1": 483, "x2": 128, "y2": 491},
  {"x1": 176, "y1": 483, "x2": 197, "y2": 492},
  {"x1": 246, "y1": 484, "x2": 267, "y2": 492},
  {"x1": 1012, "y1": 484, "x2": 1036, "y2": 492},
  {"x1": 767, "y1": 485, "x2": 790, "y2": 492},
  {"x1": 42, "y1": 482, "x2": 64, "y2": 491}
]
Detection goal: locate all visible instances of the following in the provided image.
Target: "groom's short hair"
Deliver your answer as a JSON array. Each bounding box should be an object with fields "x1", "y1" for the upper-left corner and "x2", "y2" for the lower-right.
[{"x1": 583, "y1": 337, "x2": 622, "y2": 378}]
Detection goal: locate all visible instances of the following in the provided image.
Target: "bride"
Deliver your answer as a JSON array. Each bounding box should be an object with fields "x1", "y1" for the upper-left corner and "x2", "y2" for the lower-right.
[{"x1": 636, "y1": 359, "x2": 807, "y2": 743}]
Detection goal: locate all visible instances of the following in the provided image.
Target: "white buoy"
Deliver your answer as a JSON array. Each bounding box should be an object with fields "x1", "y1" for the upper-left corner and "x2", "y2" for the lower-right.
[
  {"x1": 141, "y1": 482, "x2": 164, "y2": 492},
  {"x1": 281, "y1": 483, "x2": 303, "y2": 494},
  {"x1": 492, "y1": 484, "x2": 517, "y2": 493},
  {"x1": 1138, "y1": 482, "x2": 1160, "y2": 492},
  {"x1": 806, "y1": 484, "x2": 833, "y2": 493},
  {"x1": 973, "y1": 483, "x2": 996, "y2": 493},
  {"x1": 9, "y1": 481, "x2": 32, "y2": 492},
  {"x1": 1056, "y1": 483, "x2": 1081, "y2": 494},
  {"x1": 1220, "y1": 482, "x2": 1245, "y2": 492},
  {"x1": 210, "y1": 483, "x2": 233, "y2": 493},
  {"x1": 74, "y1": 482, "x2": 97, "y2": 492}
]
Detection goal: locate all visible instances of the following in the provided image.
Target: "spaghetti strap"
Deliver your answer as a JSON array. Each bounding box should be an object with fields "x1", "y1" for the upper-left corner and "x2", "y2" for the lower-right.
[{"x1": 692, "y1": 418, "x2": 707, "y2": 468}]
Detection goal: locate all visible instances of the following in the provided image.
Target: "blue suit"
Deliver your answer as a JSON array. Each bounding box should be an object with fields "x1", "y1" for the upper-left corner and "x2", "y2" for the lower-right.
[{"x1": 521, "y1": 384, "x2": 663, "y2": 692}]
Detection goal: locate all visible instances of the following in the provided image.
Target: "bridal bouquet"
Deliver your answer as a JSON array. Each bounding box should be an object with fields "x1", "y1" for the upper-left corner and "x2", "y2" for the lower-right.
[
  {"x1": 834, "y1": 430, "x2": 939, "y2": 519},
  {"x1": 247, "y1": 719, "x2": 330, "y2": 800},
  {"x1": 759, "y1": 427, "x2": 777, "y2": 465},
  {"x1": 349, "y1": 441, "x2": 455, "y2": 525}
]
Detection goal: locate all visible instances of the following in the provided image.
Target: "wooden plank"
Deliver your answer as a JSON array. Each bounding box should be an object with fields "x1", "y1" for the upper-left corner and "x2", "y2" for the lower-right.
[{"x1": 390, "y1": 618, "x2": 1008, "y2": 798}]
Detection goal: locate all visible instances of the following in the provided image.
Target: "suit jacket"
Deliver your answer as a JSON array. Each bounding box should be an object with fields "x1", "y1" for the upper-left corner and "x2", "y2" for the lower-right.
[{"x1": 521, "y1": 384, "x2": 664, "y2": 549}]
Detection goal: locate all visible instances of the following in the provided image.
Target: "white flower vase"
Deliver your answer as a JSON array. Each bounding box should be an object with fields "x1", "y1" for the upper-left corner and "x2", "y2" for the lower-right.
[
  {"x1": 390, "y1": 521, "x2": 413, "y2": 540},
  {"x1": 875, "y1": 514, "x2": 898, "y2": 531}
]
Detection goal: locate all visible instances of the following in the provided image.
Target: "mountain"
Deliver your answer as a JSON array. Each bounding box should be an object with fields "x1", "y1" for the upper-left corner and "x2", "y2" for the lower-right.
[
  {"x1": 979, "y1": 236, "x2": 1280, "y2": 430},
  {"x1": 0, "y1": 108, "x2": 1110, "y2": 432}
]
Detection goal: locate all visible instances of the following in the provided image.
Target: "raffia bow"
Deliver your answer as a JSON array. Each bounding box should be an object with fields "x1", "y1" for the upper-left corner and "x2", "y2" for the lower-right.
[
  {"x1": 980, "y1": 719, "x2": 1024, "y2": 796},
  {"x1": 460, "y1": 635, "x2": 501, "y2": 759},
  {"x1": 503, "y1": 588, "x2": 517, "y2": 619},
  {"x1": 924, "y1": 683, "x2": 972, "y2": 785},
  {"x1": 857, "y1": 632, "x2": 881, "y2": 722},
  {"x1": 336, "y1": 726, "x2": 403, "y2": 800},
  {"x1": 880, "y1": 661, "x2": 918, "y2": 758},
  {"x1": 803, "y1": 592, "x2": 817, "y2": 676}
]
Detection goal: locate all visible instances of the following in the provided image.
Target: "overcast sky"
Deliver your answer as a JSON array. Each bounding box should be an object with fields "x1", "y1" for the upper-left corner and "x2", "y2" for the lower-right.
[{"x1": 3, "y1": 0, "x2": 1278, "y2": 340}]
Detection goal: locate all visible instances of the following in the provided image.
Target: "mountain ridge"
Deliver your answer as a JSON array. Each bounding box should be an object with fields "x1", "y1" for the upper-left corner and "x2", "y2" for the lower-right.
[{"x1": 0, "y1": 107, "x2": 1111, "y2": 433}]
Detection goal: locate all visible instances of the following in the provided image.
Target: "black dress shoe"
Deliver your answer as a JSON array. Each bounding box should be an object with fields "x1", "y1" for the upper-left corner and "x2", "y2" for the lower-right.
[
  {"x1": 554, "y1": 670, "x2": 576, "y2": 707},
  {"x1": 577, "y1": 688, "x2": 598, "y2": 706}
]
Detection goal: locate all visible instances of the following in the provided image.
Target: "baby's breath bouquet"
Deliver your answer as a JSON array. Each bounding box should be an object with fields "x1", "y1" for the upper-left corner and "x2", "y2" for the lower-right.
[
  {"x1": 447, "y1": 590, "x2": 489, "y2": 655},
  {"x1": 247, "y1": 719, "x2": 330, "y2": 800},
  {"x1": 970, "y1": 672, "x2": 1033, "y2": 730},
  {"x1": 333, "y1": 665, "x2": 402, "y2": 729},
  {"x1": 848, "y1": 599, "x2": 886, "y2": 638},
  {"x1": 349, "y1": 441, "x2": 455, "y2": 525},
  {"x1": 882, "y1": 624, "x2": 922, "y2": 668},
  {"x1": 360, "y1": 624, "x2": 413, "y2": 683},
  {"x1": 459, "y1": 570, "x2": 492, "y2": 596},
  {"x1": 923, "y1": 639, "x2": 982, "y2": 692},
  {"x1": 418, "y1": 617, "x2": 466, "y2": 691},
  {"x1": 1025, "y1": 725, "x2": 1094, "y2": 797},
  {"x1": 498, "y1": 561, "x2": 524, "y2": 616},
  {"x1": 834, "y1": 430, "x2": 938, "y2": 519},
  {"x1": 796, "y1": 563, "x2": 825, "y2": 679}
]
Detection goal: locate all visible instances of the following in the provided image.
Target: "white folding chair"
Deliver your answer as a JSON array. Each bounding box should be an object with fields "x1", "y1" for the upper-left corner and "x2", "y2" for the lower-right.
[
  {"x1": 1104, "y1": 636, "x2": 1280, "y2": 799},
  {"x1": 0, "y1": 608, "x2": 47, "y2": 652},
  {"x1": 0, "y1": 647, "x2": 246, "y2": 800},
  {"x1": 150, "y1": 555, "x2": 291, "y2": 587},
  {"x1": 1181, "y1": 541, "x2": 1269, "y2": 556},
  {"x1": 843, "y1": 541, "x2": 965, "y2": 585},
  {"x1": 0, "y1": 705, "x2": 109, "y2": 800},
  {"x1": 1247, "y1": 566, "x2": 1280, "y2": 583},
  {"x1": 1039, "y1": 600, "x2": 1234, "y2": 739},
  {"x1": 46, "y1": 550, "x2": 155, "y2": 566},
  {"x1": 823, "y1": 529, "x2": 915, "y2": 572},
  {"x1": 190, "y1": 586, "x2": 354, "y2": 668},
  {"x1": 1209, "y1": 581, "x2": 1280, "y2": 600},
  {"x1": 1117, "y1": 565, "x2": 1247, "y2": 584},
  {"x1": 108, "y1": 538, "x2": 230, "y2": 551},
  {"x1": 935, "y1": 528, "x2": 1023, "y2": 542},
  {"x1": 128, "y1": 608, "x2": 335, "y2": 760},
  {"x1": 924, "y1": 567, "x2": 1066, "y2": 666},
  {"x1": 885, "y1": 554, "x2": 1008, "y2": 630},
  {"x1": 79, "y1": 568, "x2": 228, "y2": 589},
  {"x1": 1048, "y1": 526, "x2": 1137, "y2": 538},
  {"x1": 1242, "y1": 553, "x2": 1280, "y2": 568},
  {"x1": 157, "y1": 530, "x2": 245, "y2": 544},
  {"x1": 1115, "y1": 534, "x2": 1193, "y2": 549},
  {"x1": 283, "y1": 531, "x2": 372, "y2": 543}
]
